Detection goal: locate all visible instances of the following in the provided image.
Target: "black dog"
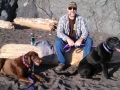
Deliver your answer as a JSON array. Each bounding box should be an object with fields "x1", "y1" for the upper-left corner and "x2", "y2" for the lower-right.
[{"x1": 78, "y1": 37, "x2": 120, "y2": 79}]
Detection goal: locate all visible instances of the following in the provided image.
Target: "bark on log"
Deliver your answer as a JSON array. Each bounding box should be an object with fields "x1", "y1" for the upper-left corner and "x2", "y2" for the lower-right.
[
  {"x1": 14, "y1": 17, "x2": 58, "y2": 31},
  {"x1": 0, "y1": 44, "x2": 83, "y2": 66},
  {"x1": 0, "y1": 20, "x2": 14, "y2": 29}
]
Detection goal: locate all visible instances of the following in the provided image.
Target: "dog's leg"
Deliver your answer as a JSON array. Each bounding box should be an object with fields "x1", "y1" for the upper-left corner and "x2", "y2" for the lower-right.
[
  {"x1": 101, "y1": 63, "x2": 110, "y2": 79},
  {"x1": 33, "y1": 74, "x2": 45, "y2": 82},
  {"x1": 78, "y1": 63, "x2": 93, "y2": 78},
  {"x1": 105, "y1": 63, "x2": 109, "y2": 75},
  {"x1": 18, "y1": 77, "x2": 33, "y2": 83}
]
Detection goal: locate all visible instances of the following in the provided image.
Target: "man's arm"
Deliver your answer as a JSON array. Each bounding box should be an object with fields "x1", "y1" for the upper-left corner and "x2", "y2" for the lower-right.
[
  {"x1": 75, "y1": 18, "x2": 88, "y2": 46},
  {"x1": 75, "y1": 38, "x2": 84, "y2": 46},
  {"x1": 80, "y1": 18, "x2": 89, "y2": 39},
  {"x1": 57, "y1": 17, "x2": 69, "y2": 42}
]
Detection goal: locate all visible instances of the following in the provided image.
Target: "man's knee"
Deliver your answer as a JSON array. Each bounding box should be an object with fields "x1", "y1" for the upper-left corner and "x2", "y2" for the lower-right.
[
  {"x1": 86, "y1": 37, "x2": 93, "y2": 43},
  {"x1": 55, "y1": 38, "x2": 63, "y2": 45}
]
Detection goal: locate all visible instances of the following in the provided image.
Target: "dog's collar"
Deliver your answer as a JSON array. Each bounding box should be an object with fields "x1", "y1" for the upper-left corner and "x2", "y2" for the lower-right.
[
  {"x1": 22, "y1": 55, "x2": 30, "y2": 68},
  {"x1": 22, "y1": 55, "x2": 39, "y2": 75},
  {"x1": 22, "y1": 55, "x2": 36, "y2": 77},
  {"x1": 103, "y1": 43, "x2": 111, "y2": 53},
  {"x1": 103, "y1": 42, "x2": 113, "y2": 50},
  {"x1": 104, "y1": 41, "x2": 120, "y2": 50},
  {"x1": 31, "y1": 57, "x2": 39, "y2": 73}
]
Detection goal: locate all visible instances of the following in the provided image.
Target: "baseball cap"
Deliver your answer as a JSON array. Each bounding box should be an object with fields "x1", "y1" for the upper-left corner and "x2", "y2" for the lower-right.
[{"x1": 67, "y1": 1, "x2": 77, "y2": 8}]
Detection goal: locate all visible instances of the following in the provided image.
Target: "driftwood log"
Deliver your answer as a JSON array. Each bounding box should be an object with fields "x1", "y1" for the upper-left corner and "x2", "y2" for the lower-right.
[
  {"x1": 14, "y1": 17, "x2": 58, "y2": 31},
  {"x1": 0, "y1": 44, "x2": 83, "y2": 66},
  {"x1": 0, "y1": 20, "x2": 14, "y2": 29}
]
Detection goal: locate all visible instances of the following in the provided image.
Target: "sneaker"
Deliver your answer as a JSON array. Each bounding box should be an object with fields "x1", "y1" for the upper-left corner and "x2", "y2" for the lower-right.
[{"x1": 55, "y1": 63, "x2": 65, "y2": 71}]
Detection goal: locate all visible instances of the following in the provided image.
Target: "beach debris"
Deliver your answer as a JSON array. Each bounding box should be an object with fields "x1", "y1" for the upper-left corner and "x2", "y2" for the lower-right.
[
  {"x1": 0, "y1": 20, "x2": 14, "y2": 30},
  {"x1": 14, "y1": 17, "x2": 58, "y2": 31}
]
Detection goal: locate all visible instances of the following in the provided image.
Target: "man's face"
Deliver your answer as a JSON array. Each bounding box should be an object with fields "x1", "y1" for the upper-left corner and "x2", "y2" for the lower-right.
[{"x1": 67, "y1": 7, "x2": 77, "y2": 17}]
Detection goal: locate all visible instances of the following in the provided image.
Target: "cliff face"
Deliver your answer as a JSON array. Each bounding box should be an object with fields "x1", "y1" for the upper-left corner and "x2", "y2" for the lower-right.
[{"x1": 0, "y1": 0, "x2": 120, "y2": 35}]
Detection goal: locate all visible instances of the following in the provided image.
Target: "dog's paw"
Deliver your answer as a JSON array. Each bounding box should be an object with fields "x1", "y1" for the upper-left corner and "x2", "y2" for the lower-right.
[
  {"x1": 104, "y1": 74, "x2": 111, "y2": 79},
  {"x1": 110, "y1": 77, "x2": 118, "y2": 81},
  {"x1": 39, "y1": 77, "x2": 46, "y2": 82},
  {"x1": 105, "y1": 76, "x2": 110, "y2": 79},
  {"x1": 34, "y1": 81, "x2": 41, "y2": 85}
]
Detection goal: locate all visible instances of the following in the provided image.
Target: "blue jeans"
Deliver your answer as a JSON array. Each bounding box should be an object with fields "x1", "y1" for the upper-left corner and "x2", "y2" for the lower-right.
[{"x1": 55, "y1": 37, "x2": 93, "y2": 64}]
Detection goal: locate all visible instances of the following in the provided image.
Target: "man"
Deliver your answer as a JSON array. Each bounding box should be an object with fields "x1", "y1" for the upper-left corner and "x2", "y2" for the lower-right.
[{"x1": 55, "y1": 1, "x2": 93, "y2": 71}]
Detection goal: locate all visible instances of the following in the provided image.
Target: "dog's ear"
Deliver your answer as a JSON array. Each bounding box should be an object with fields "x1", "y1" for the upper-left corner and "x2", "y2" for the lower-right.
[
  {"x1": 106, "y1": 37, "x2": 119, "y2": 42},
  {"x1": 24, "y1": 51, "x2": 34, "y2": 65},
  {"x1": 25, "y1": 51, "x2": 39, "y2": 64},
  {"x1": 24, "y1": 55, "x2": 31, "y2": 65}
]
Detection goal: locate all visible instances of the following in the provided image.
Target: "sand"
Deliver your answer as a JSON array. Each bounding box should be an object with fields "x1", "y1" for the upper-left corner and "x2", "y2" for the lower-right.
[{"x1": 0, "y1": 28, "x2": 120, "y2": 90}]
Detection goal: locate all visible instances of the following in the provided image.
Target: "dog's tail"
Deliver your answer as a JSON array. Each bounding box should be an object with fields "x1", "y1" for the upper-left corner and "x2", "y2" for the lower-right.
[{"x1": 0, "y1": 58, "x2": 6, "y2": 70}]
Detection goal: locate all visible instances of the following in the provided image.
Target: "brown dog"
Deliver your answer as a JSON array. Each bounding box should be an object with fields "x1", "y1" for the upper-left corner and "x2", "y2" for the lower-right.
[{"x1": 0, "y1": 51, "x2": 45, "y2": 83}]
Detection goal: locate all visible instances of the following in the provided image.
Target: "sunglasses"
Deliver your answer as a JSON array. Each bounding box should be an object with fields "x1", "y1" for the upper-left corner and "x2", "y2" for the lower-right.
[{"x1": 68, "y1": 7, "x2": 77, "y2": 10}]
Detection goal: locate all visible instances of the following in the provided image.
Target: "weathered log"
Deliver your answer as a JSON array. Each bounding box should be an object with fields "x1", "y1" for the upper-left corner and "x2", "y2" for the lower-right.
[
  {"x1": 49, "y1": 48, "x2": 83, "y2": 66},
  {"x1": 0, "y1": 44, "x2": 83, "y2": 66},
  {"x1": 0, "y1": 20, "x2": 14, "y2": 29},
  {"x1": 14, "y1": 17, "x2": 58, "y2": 31},
  {"x1": 0, "y1": 44, "x2": 42, "y2": 58}
]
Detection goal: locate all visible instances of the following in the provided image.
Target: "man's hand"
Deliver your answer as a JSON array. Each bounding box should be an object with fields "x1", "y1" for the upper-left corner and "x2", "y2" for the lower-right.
[
  {"x1": 67, "y1": 38, "x2": 75, "y2": 46},
  {"x1": 75, "y1": 38, "x2": 84, "y2": 46}
]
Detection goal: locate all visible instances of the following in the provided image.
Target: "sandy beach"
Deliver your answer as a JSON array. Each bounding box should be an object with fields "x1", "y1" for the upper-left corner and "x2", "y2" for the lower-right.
[{"x1": 0, "y1": 28, "x2": 120, "y2": 90}]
